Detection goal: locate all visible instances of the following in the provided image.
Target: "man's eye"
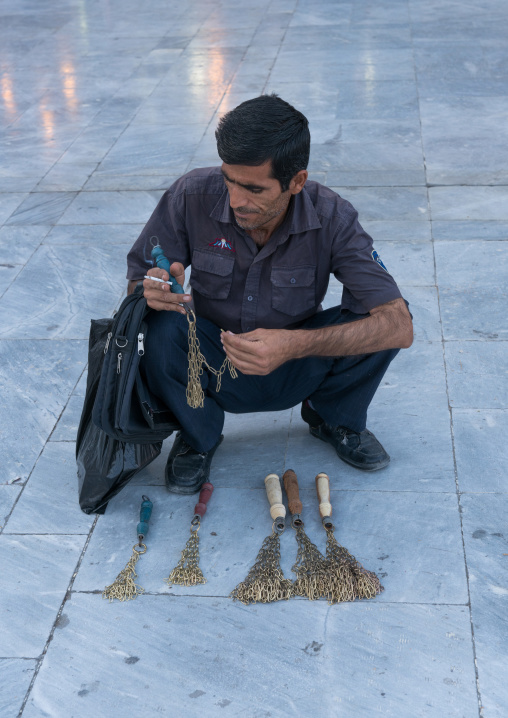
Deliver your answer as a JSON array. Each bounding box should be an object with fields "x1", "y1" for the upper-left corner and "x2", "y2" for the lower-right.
[{"x1": 250, "y1": 188, "x2": 263, "y2": 194}]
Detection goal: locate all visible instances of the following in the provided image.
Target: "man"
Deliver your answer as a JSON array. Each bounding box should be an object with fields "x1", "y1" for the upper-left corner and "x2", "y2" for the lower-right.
[{"x1": 126, "y1": 94, "x2": 413, "y2": 494}]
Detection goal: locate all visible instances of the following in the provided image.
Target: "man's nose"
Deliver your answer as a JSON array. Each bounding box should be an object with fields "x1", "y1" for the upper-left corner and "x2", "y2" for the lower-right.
[{"x1": 228, "y1": 184, "x2": 250, "y2": 208}]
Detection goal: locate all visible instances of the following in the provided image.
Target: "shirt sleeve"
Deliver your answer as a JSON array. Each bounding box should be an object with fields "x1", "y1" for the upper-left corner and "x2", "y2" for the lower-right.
[
  {"x1": 126, "y1": 186, "x2": 191, "y2": 280},
  {"x1": 330, "y1": 203, "x2": 402, "y2": 314}
]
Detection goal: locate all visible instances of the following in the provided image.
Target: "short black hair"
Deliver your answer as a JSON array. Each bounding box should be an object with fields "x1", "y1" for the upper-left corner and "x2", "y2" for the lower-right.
[{"x1": 215, "y1": 94, "x2": 310, "y2": 191}]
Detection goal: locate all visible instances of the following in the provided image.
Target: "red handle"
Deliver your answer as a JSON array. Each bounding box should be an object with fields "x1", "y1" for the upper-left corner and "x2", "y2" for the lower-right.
[{"x1": 194, "y1": 482, "x2": 214, "y2": 517}]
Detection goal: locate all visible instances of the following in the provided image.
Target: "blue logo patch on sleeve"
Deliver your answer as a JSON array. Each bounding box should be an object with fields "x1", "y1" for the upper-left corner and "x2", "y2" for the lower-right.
[{"x1": 371, "y1": 249, "x2": 388, "y2": 272}]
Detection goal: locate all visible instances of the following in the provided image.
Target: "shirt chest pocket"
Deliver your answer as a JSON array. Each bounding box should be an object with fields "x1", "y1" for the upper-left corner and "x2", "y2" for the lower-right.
[
  {"x1": 190, "y1": 249, "x2": 235, "y2": 300},
  {"x1": 271, "y1": 266, "x2": 316, "y2": 317}
]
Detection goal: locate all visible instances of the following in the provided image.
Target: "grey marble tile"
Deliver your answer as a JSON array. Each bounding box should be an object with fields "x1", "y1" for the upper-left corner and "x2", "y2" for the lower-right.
[
  {"x1": 23, "y1": 595, "x2": 477, "y2": 718},
  {"x1": 325, "y1": 170, "x2": 425, "y2": 186},
  {"x1": 445, "y1": 342, "x2": 508, "y2": 409},
  {"x1": 0, "y1": 534, "x2": 85, "y2": 657},
  {"x1": 435, "y1": 240, "x2": 508, "y2": 341},
  {"x1": 35, "y1": 163, "x2": 98, "y2": 192},
  {"x1": 429, "y1": 187, "x2": 508, "y2": 221},
  {"x1": 0, "y1": 243, "x2": 128, "y2": 338},
  {"x1": 453, "y1": 410, "x2": 508, "y2": 493},
  {"x1": 432, "y1": 221, "x2": 508, "y2": 242},
  {"x1": 310, "y1": 141, "x2": 424, "y2": 174},
  {"x1": 50, "y1": 395, "x2": 84, "y2": 442},
  {"x1": 5, "y1": 192, "x2": 77, "y2": 226},
  {"x1": 362, "y1": 220, "x2": 432, "y2": 242},
  {"x1": 397, "y1": 286, "x2": 442, "y2": 342},
  {"x1": 439, "y1": 287, "x2": 508, "y2": 342},
  {"x1": 83, "y1": 174, "x2": 180, "y2": 191},
  {"x1": 0, "y1": 485, "x2": 22, "y2": 528},
  {"x1": 330, "y1": 186, "x2": 429, "y2": 221},
  {"x1": 0, "y1": 659, "x2": 37, "y2": 717},
  {"x1": 460, "y1": 493, "x2": 508, "y2": 717},
  {"x1": 5, "y1": 442, "x2": 93, "y2": 534},
  {"x1": 287, "y1": 342, "x2": 456, "y2": 492},
  {"x1": 58, "y1": 191, "x2": 162, "y2": 225},
  {"x1": 0, "y1": 339, "x2": 86, "y2": 484},
  {"x1": 44, "y1": 224, "x2": 144, "y2": 245},
  {"x1": 0, "y1": 193, "x2": 27, "y2": 224},
  {"x1": 0, "y1": 225, "x2": 50, "y2": 265},
  {"x1": 0, "y1": 178, "x2": 38, "y2": 192},
  {"x1": 0, "y1": 264, "x2": 21, "y2": 296},
  {"x1": 75, "y1": 482, "x2": 467, "y2": 605}
]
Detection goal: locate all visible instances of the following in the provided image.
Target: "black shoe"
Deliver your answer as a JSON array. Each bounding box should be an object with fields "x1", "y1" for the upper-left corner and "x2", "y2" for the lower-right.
[
  {"x1": 165, "y1": 432, "x2": 223, "y2": 494},
  {"x1": 301, "y1": 401, "x2": 390, "y2": 471}
]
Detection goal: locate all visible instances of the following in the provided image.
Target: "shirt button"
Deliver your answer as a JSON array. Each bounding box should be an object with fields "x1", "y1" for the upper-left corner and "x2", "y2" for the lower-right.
[
  {"x1": 247, "y1": 295, "x2": 253, "y2": 301},
  {"x1": 290, "y1": 278, "x2": 296, "y2": 284}
]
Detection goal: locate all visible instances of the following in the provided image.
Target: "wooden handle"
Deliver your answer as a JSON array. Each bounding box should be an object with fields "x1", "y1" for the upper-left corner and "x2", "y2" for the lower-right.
[
  {"x1": 264, "y1": 473, "x2": 285, "y2": 521},
  {"x1": 315, "y1": 472, "x2": 332, "y2": 518},
  {"x1": 282, "y1": 469, "x2": 302, "y2": 516},
  {"x1": 194, "y1": 482, "x2": 213, "y2": 517}
]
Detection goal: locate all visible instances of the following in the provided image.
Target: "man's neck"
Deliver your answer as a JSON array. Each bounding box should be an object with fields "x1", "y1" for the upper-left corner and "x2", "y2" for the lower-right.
[{"x1": 244, "y1": 201, "x2": 291, "y2": 247}]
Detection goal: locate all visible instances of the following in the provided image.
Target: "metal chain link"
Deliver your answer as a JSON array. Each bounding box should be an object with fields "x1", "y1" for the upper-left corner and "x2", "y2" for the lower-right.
[
  {"x1": 230, "y1": 529, "x2": 294, "y2": 605},
  {"x1": 165, "y1": 525, "x2": 206, "y2": 586},
  {"x1": 102, "y1": 544, "x2": 146, "y2": 602},
  {"x1": 186, "y1": 309, "x2": 238, "y2": 409}
]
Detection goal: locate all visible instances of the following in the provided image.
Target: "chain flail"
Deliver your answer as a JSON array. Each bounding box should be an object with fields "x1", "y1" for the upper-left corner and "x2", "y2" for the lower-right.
[
  {"x1": 165, "y1": 525, "x2": 206, "y2": 586},
  {"x1": 102, "y1": 544, "x2": 146, "y2": 602},
  {"x1": 325, "y1": 529, "x2": 383, "y2": 603},
  {"x1": 186, "y1": 309, "x2": 237, "y2": 408},
  {"x1": 291, "y1": 525, "x2": 333, "y2": 601},
  {"x1": 230, "y1": 529, "x2": 294, "y2": 605}
]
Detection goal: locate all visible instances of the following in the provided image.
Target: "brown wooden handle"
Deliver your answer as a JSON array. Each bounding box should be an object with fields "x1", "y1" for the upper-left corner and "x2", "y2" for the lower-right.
[
  {"x1": 315, "y1": 472, "x2": 332, "y2": 519},
  {"x1": 264, "y1": 473, "x2": 285, "y2": 521},
  {"x1": 282, "y1": 469, "x2": 303, "y2": 516}
]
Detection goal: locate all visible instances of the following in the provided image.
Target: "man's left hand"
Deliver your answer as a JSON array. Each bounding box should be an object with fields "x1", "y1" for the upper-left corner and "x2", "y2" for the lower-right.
[{"x1": 221, "y1": 328, "x2": 294, "y2": 375}]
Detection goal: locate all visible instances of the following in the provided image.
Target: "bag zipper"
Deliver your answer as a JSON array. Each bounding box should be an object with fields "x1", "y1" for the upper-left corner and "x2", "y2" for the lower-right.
[{"x1": 137, "y1": 332, "x2": 145, "y2": 356}]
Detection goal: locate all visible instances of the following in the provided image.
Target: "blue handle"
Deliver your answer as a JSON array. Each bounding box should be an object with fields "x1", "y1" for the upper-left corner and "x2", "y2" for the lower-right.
[
  {"x1": 137, "y1": 497, "x2": 153, "y2": 538},
  {"x1": 151, "y1": 246, "x2": 185, "y2": 294}
]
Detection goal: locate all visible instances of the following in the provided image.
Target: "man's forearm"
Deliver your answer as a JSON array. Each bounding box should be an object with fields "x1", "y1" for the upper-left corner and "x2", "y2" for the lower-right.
[{"x1": 289, "y1": 298, "x2": 413, "y2": 359}]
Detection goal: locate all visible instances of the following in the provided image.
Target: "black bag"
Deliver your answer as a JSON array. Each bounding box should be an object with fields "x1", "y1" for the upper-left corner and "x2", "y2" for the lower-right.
[
  {"x1": 92, "y1": 286, "x2": 178, "y2": 443},
  {"x1": 76, "y1": 289, "x2": 178, "y2": 514}
]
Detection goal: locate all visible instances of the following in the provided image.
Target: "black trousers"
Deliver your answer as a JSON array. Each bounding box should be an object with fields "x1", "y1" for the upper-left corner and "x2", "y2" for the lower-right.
[{"x1": 142, "y1": 306, "x2": 400, "y2": 452}]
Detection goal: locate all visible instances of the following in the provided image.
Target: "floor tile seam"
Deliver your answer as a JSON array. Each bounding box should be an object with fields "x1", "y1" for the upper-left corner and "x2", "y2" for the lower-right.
[
  {"x1": 124, "y1": 488, "x2": 465, "y2": 495},
  {"x1": 433, "y1": 248, "x2": 484, "y2": 717},
  {"x1": 16, "y1": 515, "x2": 99, "y2": 718},
  {"x1": 66, "y1": 590, "x2": 471, "y2": 607},
  {"x1": 0, "y1": 657, "x2": 38, "y2": 662},
  {"x1": 410, "y1": 5, "x2": 483, "y2": 711},
  {"x1": 0, "y1": 222, "x2": 53, "y2": 300}
]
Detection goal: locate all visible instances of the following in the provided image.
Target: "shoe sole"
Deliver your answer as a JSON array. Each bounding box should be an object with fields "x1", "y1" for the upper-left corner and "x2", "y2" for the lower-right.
[{"x1": 309, "y1": 426, "x2": 390, "y2": 471}]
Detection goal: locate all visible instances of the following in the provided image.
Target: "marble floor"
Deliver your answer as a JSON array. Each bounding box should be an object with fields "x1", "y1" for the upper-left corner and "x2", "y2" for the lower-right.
[{"x1": 1, "y1": 0, "x2": 507, "y2": 716}]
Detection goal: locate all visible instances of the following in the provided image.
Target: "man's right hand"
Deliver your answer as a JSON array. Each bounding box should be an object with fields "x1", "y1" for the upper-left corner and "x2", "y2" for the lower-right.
[{"x1": 142, "y1": 263, "x2": 192, "y2": 314}]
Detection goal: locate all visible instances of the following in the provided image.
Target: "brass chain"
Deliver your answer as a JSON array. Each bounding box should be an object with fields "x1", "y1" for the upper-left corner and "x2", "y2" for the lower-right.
[
  {"x1": 291, "y1": 525, "x2": 333, "y2": 601},
  {"x1": 186, "y1": 309, "x2": 237, "y2": 409},
  {"x1": 102, "y1": 544, "x2": 146, "y2": 602},
  {"x1": 325, "y1": 529, "x2": 383, "y2": 603},
  {"x1": 165, "y1": 525, "x2": 206, "y2": 586},
  {"x1": 230, "y1": 528, "x2": 294, "y2": 605}
]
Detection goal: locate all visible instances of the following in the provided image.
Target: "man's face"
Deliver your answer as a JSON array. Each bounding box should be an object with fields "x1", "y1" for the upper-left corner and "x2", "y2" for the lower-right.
[{"x1": 221, "y1": 161, "x2": 292, "y2": 232}]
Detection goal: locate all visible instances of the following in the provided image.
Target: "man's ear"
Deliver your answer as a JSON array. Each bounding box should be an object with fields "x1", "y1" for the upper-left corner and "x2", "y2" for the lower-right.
[{"x1": 289, "y1": 170, "x2": 308, "y2": 195}]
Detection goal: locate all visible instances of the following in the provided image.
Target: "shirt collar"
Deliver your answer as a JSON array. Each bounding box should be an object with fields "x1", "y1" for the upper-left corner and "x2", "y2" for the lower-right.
[{"x1": 209, "y1": 183, "x2": 322, "y2": 235}]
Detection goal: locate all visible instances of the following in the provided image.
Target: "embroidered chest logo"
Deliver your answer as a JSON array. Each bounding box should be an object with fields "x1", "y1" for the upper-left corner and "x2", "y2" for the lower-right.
[
  {"x1": 209, "y1": 237, "x2": 235, "y2": 252},
  {"x1": 371, "y1": 249, "x2": 388, "y2": 273}
]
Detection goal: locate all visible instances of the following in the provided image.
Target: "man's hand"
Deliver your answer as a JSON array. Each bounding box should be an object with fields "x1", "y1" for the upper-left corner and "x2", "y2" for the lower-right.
[
  {"x1": 142, "y1": 263, "x2": 191, "y2": 314},
  {"x1": 221, "y1": 328, "x2": 295, "y2": 375}
]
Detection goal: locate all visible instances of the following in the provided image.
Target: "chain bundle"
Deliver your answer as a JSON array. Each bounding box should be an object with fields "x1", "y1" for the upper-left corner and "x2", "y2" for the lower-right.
[{"x1": 186, "y1": 309, "x2": 237, "y2": 409}]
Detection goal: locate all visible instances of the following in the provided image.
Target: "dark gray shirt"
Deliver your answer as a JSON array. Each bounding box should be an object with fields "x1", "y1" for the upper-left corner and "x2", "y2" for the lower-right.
[{"x1": 127, "y1": 167, "x2": 402, "y2": 334}]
